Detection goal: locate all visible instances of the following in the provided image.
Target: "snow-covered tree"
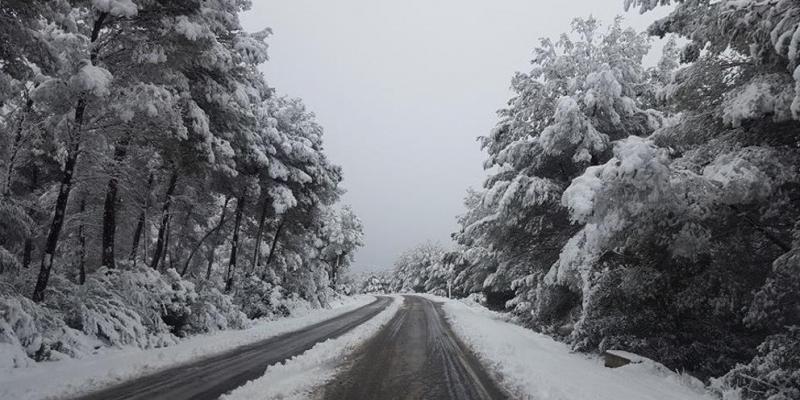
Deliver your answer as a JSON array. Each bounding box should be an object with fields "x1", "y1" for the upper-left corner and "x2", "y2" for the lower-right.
[
  {"x1": 357, "y1": 272, "x2": 392, "y2": 294},
  {"x1": 390, "y1": 242, "x2": 448, "y2": 295},
  {"x1": 318, "y1": 206, "x2": 365, "y2": 285},
  {"x1": 608, "y1": 0, "x2": 800, "y2": 390},
  {"x1": 0, "y1": 0, "x2": 363, "y2": 366},
  {"x1": 458, "y1": 17, "x2": 661, "y2": 316},
  {"x1": 452, "y1": 5, "x2": 799, "y2": 384}
]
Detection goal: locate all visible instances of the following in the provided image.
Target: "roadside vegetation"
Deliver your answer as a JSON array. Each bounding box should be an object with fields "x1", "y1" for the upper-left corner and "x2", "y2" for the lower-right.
[
  {"x1": 388, "y1": 2, "x2": 800, "y2": 399},
  {"x1": 0, "y1": 0, "x2": 364, "y2": 368}
]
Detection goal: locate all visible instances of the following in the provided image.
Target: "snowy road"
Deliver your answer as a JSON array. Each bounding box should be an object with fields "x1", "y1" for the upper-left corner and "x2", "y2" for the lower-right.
[
  {"x1": 321, "y1": 295, "x2": 508, "y2": 400},
  {"x1": 70, "y1": 296, "x2": 393, "y2": 400}
]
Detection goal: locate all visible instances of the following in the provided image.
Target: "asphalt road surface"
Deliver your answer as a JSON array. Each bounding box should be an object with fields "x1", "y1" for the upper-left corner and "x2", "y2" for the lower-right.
[
  {"x1": 322, "y1": 295, "x2": 508, "y2": 400},
  {"x1": 71, "y1": 296, "x2": 393, "y2": 400}
]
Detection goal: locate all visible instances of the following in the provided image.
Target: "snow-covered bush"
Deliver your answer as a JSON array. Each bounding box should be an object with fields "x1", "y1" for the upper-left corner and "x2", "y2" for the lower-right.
[
  {"x1": 59, "y1": 270, "x2": 167, "y2": 348},
  {"x1": 0, "y1": 295, "x2": 92, "y2": 367},
  {"x1": 1, "y1": 263, "x2": 253, "y2": 366},
  {"x1": 233, "y1": 275, "x2": 278, "y2": 319},
  {"x1": 717, "y1": 327, "x2": 800, "y2": 400},
  {"x1": 187, "y1": 281, "x2": 246, "y2": 334},
  {"x1": 716, "y1": 250, "x2": 800, "y2": 399},
  {"x1": 53, "y1": 265, "x2": 196, "y2": 346}
]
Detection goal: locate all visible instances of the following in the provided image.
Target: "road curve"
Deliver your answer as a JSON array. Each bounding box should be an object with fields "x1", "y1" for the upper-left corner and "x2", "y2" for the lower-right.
[
  {"x1": 71, "y1": 296, "x2": 393, "y2": 400},
  {"x1": 322, "y1": 295, "x2": 508, "y2": 400}
]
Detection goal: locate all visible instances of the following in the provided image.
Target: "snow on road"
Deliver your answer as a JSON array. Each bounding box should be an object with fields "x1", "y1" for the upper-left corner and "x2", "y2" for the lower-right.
[
  {"x1": 0, "y1": 295, "x2": 375, "y2": 400},
  {"x1": 221, "y1": 295, "x2": 404, "y2": 400},
  {"x1": 321, "y1": 295, "x2": 507, "y2": 400},
  {"x1": 432, "y1": 295, "x2": 716, "y2": 400}
]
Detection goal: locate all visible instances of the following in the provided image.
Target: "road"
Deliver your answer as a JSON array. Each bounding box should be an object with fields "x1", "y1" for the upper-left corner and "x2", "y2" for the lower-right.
[
  {"x1": 71, "y1": 296, "x2": 393, "y2": 400},
  {"x1": 322, "y1": 295, "x2": 508, "y2": 400}
]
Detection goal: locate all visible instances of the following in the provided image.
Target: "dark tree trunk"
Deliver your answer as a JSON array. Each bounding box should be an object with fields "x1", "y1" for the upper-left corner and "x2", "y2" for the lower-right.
[
  {"x1": 205, "y1": 248, "x2": 215, "y2": 280},
  {"x1": 250, "y1": 197, "x2": 270, "y2": 274},
  {"x1": 149, "y1": 170, "x2": 178, "y2": 270},
  {"x1": 183, "y1": 196, "x2": 230, "y2": 277},
  {"x1": 21, "y1": 240, "x2": 32, "y2": 269},
  {"x1": 31, "y1": 12, "x2": 108, "y2": 302},
  {"x1": 170, "y1": 207, "x2": 190, "y2": 271},
  {"x1": 129, "y1": 210, "x2": 146, "y2": 262},
  {"x1": 225, "y1": 196, "x2": 245, "y2": 292},
  {"x1": 205, "y1": 228, "x2": 222, "y2": 281},
  {"x1": 129, "y1": 173, "x2": 153, "y2": 264},
  {"x1": 261, "y1": 216, "x2": 285, "y2": 280},
  {"x1": 32, "y1": 140, "x2": 80, "y2": 302},
  {"x1": 163, "y1": 213, "x2": 172, "y2": 270},
  {"x1": 78, "y1": 197, "x2": 87, "y2": 284},
  {"x1": 100, "y1": 142, "x2": 127, "y2": 269}
]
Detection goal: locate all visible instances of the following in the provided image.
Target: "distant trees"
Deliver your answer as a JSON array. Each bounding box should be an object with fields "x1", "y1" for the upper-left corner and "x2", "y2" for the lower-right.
[
  {"x1": 1, "y1": 0, "x2": 363, "y2": 364},
  {"x1": 390, "y1": 243, "x2": 449, "y2": 295},
  {"x1": 359, "y1": 273, "x2": 392, "y2": 294}
]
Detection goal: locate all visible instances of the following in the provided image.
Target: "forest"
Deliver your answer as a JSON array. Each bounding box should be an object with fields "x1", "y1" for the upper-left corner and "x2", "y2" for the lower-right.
[
  {"x1": 388, "y1": 1, "x2": 800, "y2": 399},
  {"x1": 2, "y1": 0, "x2": 800, "y2": 400},
  {"x1": 0, "y1": 0, "x2": 364, "y2": 369}
]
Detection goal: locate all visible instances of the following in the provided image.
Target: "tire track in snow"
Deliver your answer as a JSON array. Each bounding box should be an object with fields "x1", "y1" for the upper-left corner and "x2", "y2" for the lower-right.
[{"x1": 322, "y1": 295, "x2": 508, "y2": 400}]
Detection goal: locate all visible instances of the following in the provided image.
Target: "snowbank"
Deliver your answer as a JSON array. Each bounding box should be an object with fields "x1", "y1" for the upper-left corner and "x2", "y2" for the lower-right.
[
  {"x1": 221, "y1": 295, "x2": 404, "y2": 400},
  {"x1": 432, "y1": 295, "x2": 716, "y2": 400},
  {"x1": 0, "y1": 295, "x2": 375, "y2": 400}
]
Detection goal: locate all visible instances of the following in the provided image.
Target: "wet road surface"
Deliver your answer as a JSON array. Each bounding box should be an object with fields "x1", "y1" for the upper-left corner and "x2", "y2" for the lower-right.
[
  {"x1": 322, "y1": 295, "x2": 508, "y2": 400},
  {"x1": 71, "y1": 296, "x2": 393, "y2": 400}
]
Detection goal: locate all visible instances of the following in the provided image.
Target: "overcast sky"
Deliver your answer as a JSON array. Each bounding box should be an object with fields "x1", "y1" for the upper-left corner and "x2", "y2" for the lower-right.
[{"x1": 240, "y1": 1, "x2": 671, "y2": 273}]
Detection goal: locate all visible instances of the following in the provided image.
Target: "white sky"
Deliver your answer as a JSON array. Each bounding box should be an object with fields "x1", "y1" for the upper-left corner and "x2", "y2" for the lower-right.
[{"x1": 240, "y1": 1, "x2": 671, "y2": 273}]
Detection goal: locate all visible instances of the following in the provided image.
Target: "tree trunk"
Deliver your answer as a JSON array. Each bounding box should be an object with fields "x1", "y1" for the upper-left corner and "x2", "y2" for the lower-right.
[
  {"x1": 21, "y1": 240, "x2": 32, "y2": 269},
  {"x1": 129, "y1": 209, "x2": 146, "y2": 263},
  {"x1": 205, "y1": 248, "x2": 215, "y2": 280},
  {"x1": 163, "y1": 213, "x2": 172, "y2": 270},
  {"x1": 100, "y1": 142, "x2": 127, "y2": 269},
  {"x1": 129, "y1": 173, "x2": 153, "y2": 264},
  {"x1": 331, "y1": 253, "x2": 342, "y2": 286},
  {"x1": 225, "y1": 196, "x2": 246, "y2": 292},
  {"x1": 77, "y1": 197, "x2": 87, "y2": 285},
  {"x1": 250, "y1": 197, "x2": 270, "y2": 274},
  {"x1": 183, "y1": 196, "x2": 230, "y2": 277},
  {"x1": 32, "y1": 140, "x2": 80, "y2": 302},
  {"x1": 169, "y1": 207, "x2": 190, "y2": 271},
  {"x1": 31, "y1": 12, "x2": 108, "y2": 302},
  {"x1": 149, "y1": 170, "x2": 178, "y2": 270},
  {"x1": 261, "y1": 216, "x2": 285, "y2": 280}
]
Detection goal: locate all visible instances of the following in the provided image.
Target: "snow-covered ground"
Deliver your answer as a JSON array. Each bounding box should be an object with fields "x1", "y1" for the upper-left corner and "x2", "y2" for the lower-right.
[
  {"x1": 221, "y1": 295, "x2": 404, "y2": 400},
  {"x1": 429, "y1": 294, "x2": 716, "y2": 400},
  {"x1": 0, "y1": 295, "x2": 375, "y2": 400}
]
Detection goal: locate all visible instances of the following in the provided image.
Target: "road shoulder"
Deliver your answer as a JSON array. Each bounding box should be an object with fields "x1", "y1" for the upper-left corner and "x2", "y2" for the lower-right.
[
  {"x1": 220, "y1": 295, "x2": 404, "y2": 400},
  {"x1": 431, "y1": 294, "x2": 716, "y2": 400}
]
